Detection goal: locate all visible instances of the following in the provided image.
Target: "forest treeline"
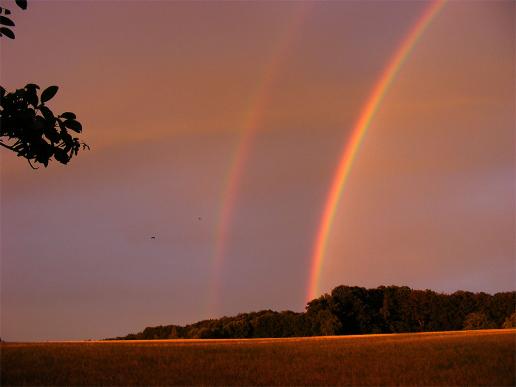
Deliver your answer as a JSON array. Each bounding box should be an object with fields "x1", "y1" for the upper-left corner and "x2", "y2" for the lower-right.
[{"x1": 111, "y1": 285, "x2": 516, "y2": 340}]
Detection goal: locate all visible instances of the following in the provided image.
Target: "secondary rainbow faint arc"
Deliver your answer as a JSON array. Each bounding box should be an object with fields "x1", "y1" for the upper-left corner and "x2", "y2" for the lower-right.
[
  {"x1": 307, "y1": 0, "x2": 446, "y2": 302},
  {"x1": 207, "y1": 4, "x2": 312, "y2": 314}
]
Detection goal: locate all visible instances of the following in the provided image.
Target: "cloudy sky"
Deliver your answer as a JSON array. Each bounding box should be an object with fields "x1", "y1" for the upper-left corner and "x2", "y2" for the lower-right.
[{"x1": 1, "y1": 0, "x2": 514, "y2": 341}]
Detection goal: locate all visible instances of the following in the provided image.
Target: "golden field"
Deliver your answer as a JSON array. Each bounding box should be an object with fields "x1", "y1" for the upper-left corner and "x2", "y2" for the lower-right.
[{"x1": 1, "y1": 329, "x2": 514, "y2": 386}]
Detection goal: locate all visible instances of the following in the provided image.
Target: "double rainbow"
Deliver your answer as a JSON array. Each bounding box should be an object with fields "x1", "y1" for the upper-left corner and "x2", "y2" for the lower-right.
[
  {"x1": 203, "y1": 0, "x2": 446, "y2": 310},
  {"x1": 307, "y1": 0, "x2": 446, "y2": 301}
]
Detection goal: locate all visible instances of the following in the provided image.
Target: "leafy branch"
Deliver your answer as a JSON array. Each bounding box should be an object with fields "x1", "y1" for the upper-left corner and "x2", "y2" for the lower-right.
[
  {"x1": 0, "y1": 0, "x2": 27, "y2": 39},
  {"x1": 0, "y1": 84, "x2": 88, "y2": 168},
  {"x1": 0, "y1": 0, "x2": 88, "y2": 168}
]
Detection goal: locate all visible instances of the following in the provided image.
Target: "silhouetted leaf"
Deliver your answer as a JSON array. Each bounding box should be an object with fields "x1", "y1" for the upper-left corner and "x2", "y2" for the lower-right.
[
  {"x1": 25, "y1": 86, "x2": 39, "y2": 107},
  {"x1": 25, "y1": 83, "x2": 40, "y2": 90},
  {"x1": 63, "y1": 119, "x2": 82, "y2": 133},
  {"x1": 44, "y1": 126, "x2": 60, "y2": 143},
  {"x1": 41, "y1": 86, "x2": 58, "y2": 103},
  {"x1": 27, "y1": 91, "x2": 38, "y2": 107},
  {"x1": 15, "y1": 0, "x2": 27, "y2": 10},
  {"x1": 56, "y1": 119, "x2": 65, "y2": 131},
  {"x1": 54, "y1": 148, "x2": 69, "y2": 164},
  {"x1": 39, "y1": 105, "x2": 55, "y2": 122},
  {"x1": 61, "y1": 131, "x2": 73, "y2": 145},
  {"x1": 59, "y1": 112, "x2": 76, "y2": 120},
  {"x1": 0, "y1": 16, "x2": 15, "y2": 26},
  {"x1": 0, "y1": 27, "x2": 15, "y2": 39}
]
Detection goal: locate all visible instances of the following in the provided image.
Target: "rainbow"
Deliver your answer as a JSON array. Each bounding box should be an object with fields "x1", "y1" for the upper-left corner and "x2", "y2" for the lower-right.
[
  {"x1": 207, "y1": 4, "x2": 312, "y2": 315},
  {"x1": 307, "y1": 0, "x2": 446, "y2": 302}
]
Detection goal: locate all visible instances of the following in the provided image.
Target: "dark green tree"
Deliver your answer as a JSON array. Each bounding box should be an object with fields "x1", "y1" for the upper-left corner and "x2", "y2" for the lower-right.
[
  {"x1": 502, "y1": 312, "x2": 516, "y2": 329},
  {"x1": 305, "y1": 294, "x2": 342, "y2": 336},
  {"x1": 463, "y1": 312, "x2": 496, "y2": 330},
  {"x1": 487, "y1": 292, "x2": 516, "y2": 327},
  {"x1": 0, "y1": 0, "x2": 87, "y2": 169},
  {"x1": 110, "y1": 286, "x2": 516, "y2": 340}
]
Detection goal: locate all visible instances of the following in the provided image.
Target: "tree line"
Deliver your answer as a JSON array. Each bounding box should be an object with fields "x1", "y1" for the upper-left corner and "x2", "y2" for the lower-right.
[{"x1": 110, "y1": 285, "x2": 516, "y2": 340}]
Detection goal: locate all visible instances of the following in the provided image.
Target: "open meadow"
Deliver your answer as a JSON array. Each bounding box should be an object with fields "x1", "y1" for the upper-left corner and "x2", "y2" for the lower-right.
[{"x1": 1, "y1": 329, "x2": 514, "y2": 386}]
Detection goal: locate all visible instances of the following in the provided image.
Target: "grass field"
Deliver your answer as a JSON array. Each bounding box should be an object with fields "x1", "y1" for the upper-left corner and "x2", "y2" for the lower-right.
[{"x1": 1, "y1": 329, "x2": 514, "y2": 386}]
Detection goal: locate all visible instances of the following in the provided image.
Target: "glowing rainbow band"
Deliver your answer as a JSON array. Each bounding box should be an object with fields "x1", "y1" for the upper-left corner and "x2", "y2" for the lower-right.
[
  {"x1": 207, "y1": 4, "x2": 312, "y2": 315},
  {"x1": 307, "y1": 0, "x2": 446, "y2": 302}
]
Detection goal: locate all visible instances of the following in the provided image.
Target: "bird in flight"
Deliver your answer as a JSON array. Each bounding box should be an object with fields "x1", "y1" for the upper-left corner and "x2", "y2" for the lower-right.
[
  {"x1": 198, "y1": 217, "x2": 202, "y2": 221},
  {"x1": 151, "y1": 236, "x2": 156, "y2": 239}
]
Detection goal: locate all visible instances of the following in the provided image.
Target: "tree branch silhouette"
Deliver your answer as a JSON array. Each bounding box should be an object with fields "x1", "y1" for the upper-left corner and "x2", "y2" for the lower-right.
[{"x1": 0, "y1": 0, "x2": 88, "y2": 168}]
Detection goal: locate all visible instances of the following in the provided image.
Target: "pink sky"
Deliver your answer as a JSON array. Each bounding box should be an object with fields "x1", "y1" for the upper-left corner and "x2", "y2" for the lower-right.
[{"x1": 1, "y1": 0, "x2": 514, "y2": 340}]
